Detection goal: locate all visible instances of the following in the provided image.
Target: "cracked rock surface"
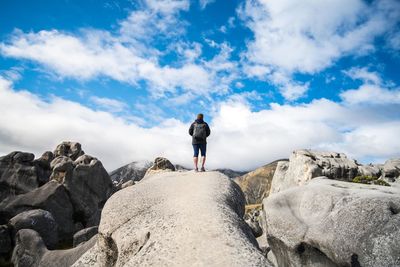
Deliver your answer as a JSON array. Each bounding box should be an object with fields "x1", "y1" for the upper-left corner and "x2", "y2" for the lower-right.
[{"x1": 73, "y1": 171, "x2": 270, "y2": 267}]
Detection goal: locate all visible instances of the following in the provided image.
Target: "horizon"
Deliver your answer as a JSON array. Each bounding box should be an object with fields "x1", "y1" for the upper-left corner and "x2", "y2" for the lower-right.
[{"x1": 0, "y1": 0, "x2": 399, "y2": 171}]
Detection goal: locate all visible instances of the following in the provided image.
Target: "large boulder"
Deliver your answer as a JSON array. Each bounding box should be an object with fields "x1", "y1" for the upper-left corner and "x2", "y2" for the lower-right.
[
  {"x1": 73, "y1": 171, "x2": 271, "y2": 267},
  {"x1": 12, "y1": 229, "x2": 96, "y2": 267},
  {"x1": 0, "y1": 224, "x2": 12, "y2": 254},
  {"x1": 270, "y1": 150, "x2": 359, "y2": 194},
  {"x1": 73, "y1": 226, "x2": 98, "y2": 247},
  {"x1": 53, "y1": 141, "x2": 84, "y2": 161},
  {"x1": 382, "y1": 158, "x2": 400, "y2": 181},
  {"x1": 9, "y1": 209, "x2": 58, "y2": 249},
  {"x1": 263, "y1": 177, "x2": 400, "y2": 267},
  {"x1": 234, "y1": 160, "x2": 283, "y2": 204},
  {"x1": 0, "y1": 180, "x2": 74, "y2": 239},
  {"x1": 144, "y1": 157, "x2": 175, "y2": 177},
  {"x1": 50, "y1": 154, "x2": 114, "y2": 227}
]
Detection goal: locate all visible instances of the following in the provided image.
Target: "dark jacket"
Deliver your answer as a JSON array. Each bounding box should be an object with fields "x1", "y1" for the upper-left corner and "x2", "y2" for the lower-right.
[{"x1": 188, "y1": 119, "x2": 211, "y2": 144}]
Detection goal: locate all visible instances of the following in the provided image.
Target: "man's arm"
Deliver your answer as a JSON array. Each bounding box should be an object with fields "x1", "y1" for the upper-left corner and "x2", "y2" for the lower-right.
[
  {"x1": 206, "y1": 123, "x2": 211, "y2": 137},
  {"x1": 189, "y1": 123, "x2": 194, "y2": 136}
]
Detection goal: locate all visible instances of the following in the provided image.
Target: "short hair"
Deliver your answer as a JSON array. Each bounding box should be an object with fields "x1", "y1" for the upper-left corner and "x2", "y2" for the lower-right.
[{"x1": 197, "y1": 113, "x2": 204, "y2": 120}]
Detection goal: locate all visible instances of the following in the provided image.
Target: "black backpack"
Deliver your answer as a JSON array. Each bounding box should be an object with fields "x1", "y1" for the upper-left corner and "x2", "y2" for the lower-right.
[{"x1": 193, "y1": 123, "x2": 207, "y2": 141}]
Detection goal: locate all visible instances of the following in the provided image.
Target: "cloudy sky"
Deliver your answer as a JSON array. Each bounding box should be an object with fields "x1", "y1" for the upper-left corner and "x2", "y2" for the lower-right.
[{"x1": 0, "y1": 0, "x2": 399, "y2": 171}]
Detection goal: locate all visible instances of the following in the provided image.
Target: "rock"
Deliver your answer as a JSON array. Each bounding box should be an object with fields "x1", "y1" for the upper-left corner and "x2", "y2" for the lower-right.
[
  {"x1": 0, "y1": 180, "x2": 74, "y2": 240},
  {"x1": 33, "y1": 151, "x2": 54, "y2": 185},
  {"x1": 244, "y1": 209, "x2": 263, "y2": 238},
  {"x1": 73, "y1": 226, "x2": 98, "y2": 247},
  {"x1": 121, "y1": 180, "x2": 135, "y2": 189},
  {"x1": 382, "y1": 159, "x2": 400, "y2": 181},
  {"x1": 263, "y1": 177, "x2": 400, "y2": 267},
  {"x1": 144, "y1": 157, "x2": 175, "y2": 177},
  {"x1": 0, "y1": 152, "x2": 39, "y2": 202},
  {"x1": 270, "y1": 150, "x2": 359, "y2": 194},
  {"x1": 215, "y1": 168, "x2": 248, "y2": 179},
  {"x1": 12, "y1": 229, "x2": 96, "y2": 267},
  {"x1": 0, "y1": 224, "x2": 12, "y2": 254},
  {"x1": 110, "y1": 160, "x2": 152, "y2": 185},
  {"x1": 73, "y1": 171, "x2": 271, "y2": 267},
  {"x1": 234, "y1": 160, "x2": 284, "y2": 204},
  {"x1": 53, "y1": 141, "x2": 84, "y2": 161},
  {"x1": 9, "y1": 209, "x2": 58, "y2": 249},
  {"x1": 358, "y1": 164, "x2": 381, "y2": 177}
]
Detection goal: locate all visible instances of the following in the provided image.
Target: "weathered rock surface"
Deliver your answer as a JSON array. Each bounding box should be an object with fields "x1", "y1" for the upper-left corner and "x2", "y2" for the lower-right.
[
  {"x1": 215, "y1": 168, "x2": 247, "y2": 179},
  {"x1": 0, "y1": 224, "x2": 12, "y2": 254},
  {"x1": 263, "y1": 177, "x2": 400, "y2": 267},
  {"x1": 270, "y1": 150, "x2": 360, "y2": 194},
  {"x1": 73, "y1": 171, "x2": 270, "y2": 267},
  {"x1": 12, "y1": 229, "x2": 96, "y2": 267},
  {"x1": 234, "y1": 160, "x2": 283, "y2": 204},
  {"x1": 110, "y1": 160, "x2": 152, "y2": 186},
  {"x1": 54, "y1": 141, "x2": 84, "y2": 161},
  {"x1": 49, "y1": 154, "x2": 114, "y2": 227},
  {"x1": 9, "y1": 209, "x2": 58, "y2": 249},
  {"x1": 0, "y1": 151, "x2": 50, "y2": 202},
  {"x1": 73, "y1": 226, "x2": 98, "y2": 247},
  {"x1": 144, "y1": 157, "x2": 176, "y2": 177},
  {"x1": 0, "y1": 180, "x2": 74, "y2": 239},
  {"x1": 382, "y1": 158, "x2": 400, "y2": 181}
]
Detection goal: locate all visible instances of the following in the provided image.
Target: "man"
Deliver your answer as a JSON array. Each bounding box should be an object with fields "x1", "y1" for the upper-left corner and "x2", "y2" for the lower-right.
[{"x1": 188, "y1": 113, "x2": 211, "y2": 172}]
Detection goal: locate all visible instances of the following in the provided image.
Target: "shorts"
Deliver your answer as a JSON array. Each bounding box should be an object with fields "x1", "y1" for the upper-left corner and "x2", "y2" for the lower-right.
[{"x1": 193, "y1": 143, "x2": 207, "y2": 157}]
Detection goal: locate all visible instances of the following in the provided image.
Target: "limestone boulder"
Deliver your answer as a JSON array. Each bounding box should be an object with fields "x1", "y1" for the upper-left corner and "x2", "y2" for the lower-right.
[
  {"x1": 270, "y1": 150, "x2": 359, "y2": 194},
  {"x1": 9, "y1": 209, "x2": 58, "y2": 249},
  {"x1": 73, "y1": 171, "x2": 271, "y2": 267},
  {"x1": 0, "y1": 180, "x2": 74, "y2": 239},
  {"x1": 73, "y1": 226, "x2": 98, "y2": 247},
  {"x1": 12, "y1": 229, "x2": 96, "y2": 267},
  {"x1": 263, "y1": 177, "x2": 400, "y2": 267},
  {"x1": 144, "y1": 157, "x2": 175, "y2": 177},
  {"x1": 53, "y1": 141, "x2": 84, "y2": 161}
]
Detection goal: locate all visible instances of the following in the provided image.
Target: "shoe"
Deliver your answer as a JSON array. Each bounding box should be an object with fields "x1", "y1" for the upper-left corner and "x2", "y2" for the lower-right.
[
  {"x1": 200, "y1": 167, "x2": 205, "y2": 172},
  {"x1": 194, "y1": 168, "x2": 199, "y2": 172}
]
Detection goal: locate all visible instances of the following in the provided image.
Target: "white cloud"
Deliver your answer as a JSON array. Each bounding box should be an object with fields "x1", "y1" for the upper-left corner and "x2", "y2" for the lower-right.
[
  {"x1": 239, "y1": 0, "x2": 400, "y2": 100},
  {"x1": 1, "y1": 76, "x2": 399, "y2": 171},
  {"x1": 89, "y1": 96, "x2": 128, "y2": 113},
  {"x1": 199, "y1": 0, "x2": 216, "y2": 10}
]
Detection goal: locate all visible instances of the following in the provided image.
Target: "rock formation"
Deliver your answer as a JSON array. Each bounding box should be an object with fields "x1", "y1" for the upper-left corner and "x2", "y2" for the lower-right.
[
  {"x1": 144, "y1": 157, "x2": 176, "y2": 177},
  {"x1": 0, "y1": 141, "x2": 115, "y2": 265},
  {"x1": 109, "y1": 160, "x2": 152, "y2": 186},
  {"x1": 73, "y1": 171, "x2": 270, "y2": 266},
  {"x1": 234, "y1": 160, "x2": 284, "y2": 204},
  {"x1": 263, "y1": 177, "x2": 400, "y2": 267}
]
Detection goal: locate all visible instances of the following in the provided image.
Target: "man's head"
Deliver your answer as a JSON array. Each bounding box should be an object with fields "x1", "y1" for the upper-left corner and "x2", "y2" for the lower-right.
[{"x1": 197, "y1": 113, "x2": 204, "y2": 120}]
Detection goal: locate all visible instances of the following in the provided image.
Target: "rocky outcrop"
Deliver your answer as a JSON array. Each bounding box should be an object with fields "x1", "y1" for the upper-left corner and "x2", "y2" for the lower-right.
[
  {"x1": 0, "y1": 225, "x2": 11, "y2": 255},
  {"x1": 53, "y1": 141, "x2": 84, "y2": 161},
  {"x1": 50, "y1": 154, "x2": 114, "y2": 226},
  {"x1": 382, "y1": 158, "x2": 400, "y2": 181},
  {"x1": 110, "y1": 160, "x2": 152, "y2": 186},
  {"x1": 73, "y1": 226, "x2": 98, "y2": 247},
  {"x1": 270, "y1": 150, "x2": 361, "y2": 194},
  {"x1": 73, "y1": 171, "x2": 271, "y2": 267},
  {"x1": 234, "y1": 160, "x2": 284, "y2": 204},
  {"x1": 263, "y1": 177, "x2": 400, "y2": 267},
  {"x1": 12, "y1": 229, "x2": 96, "y2": 267},
  {"x1": 144, "y1": 157, "x2": 176, "y2": 177},
  {"x1": 9, "y1": 209, "x2": 58, "y2": 249},
  {"x1": 0, "y1": 151, "x2": 53, "y2": 202},
  {"x1": 215, "y1": 168, "x2": 248, "y2": 179},
  {"x1": 0, "y1": 180, "x2": 74, "y2": 239}
]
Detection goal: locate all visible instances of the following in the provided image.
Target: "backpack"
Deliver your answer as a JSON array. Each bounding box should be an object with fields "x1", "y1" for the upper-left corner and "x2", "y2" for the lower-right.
[{"x1": 193, "y1": 123, "x2": 207, "y2": 141}]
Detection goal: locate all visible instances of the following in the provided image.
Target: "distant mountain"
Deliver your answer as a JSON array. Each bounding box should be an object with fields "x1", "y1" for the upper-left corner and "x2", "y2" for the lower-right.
[
  {"x1": 214, "y1": 168, "x2": 248, "y2": 179},
  {"x1": 234, "y1": 159, "x2": 288, "y2": 205},
  {"x1": 109, "y1": 161, "x2": 152, "y2": 185}
]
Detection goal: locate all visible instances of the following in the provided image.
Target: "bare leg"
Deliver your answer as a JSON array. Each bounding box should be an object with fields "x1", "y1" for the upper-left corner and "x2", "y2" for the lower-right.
[
  {"x1": 201, "y1": 156, "x2": 206, "y2": 169},
  {"x1": 193, "y1": 157, "x2": 199, "y2": 170}
]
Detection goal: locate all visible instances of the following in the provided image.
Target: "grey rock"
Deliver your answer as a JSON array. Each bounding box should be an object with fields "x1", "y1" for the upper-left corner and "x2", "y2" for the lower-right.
[
  {"x1": 0, "y1": 224, "x2": 12, "y2": 254},
  {"x1": 73, "y1": 226, "x2": 98, "y2": 247},
  {"x1": 263, "y1": 177, "x2": 400, "y2": 267},
  {"x1": 9, "y1": 209, "x2": 58, "y2": 249},
  {"x1": 270, "y1": 150, "x2": 359, "y2": 194},
  {"x1": 382, "y1": 158, "x2": 400, "y2": 181},
  {"x1": 144, "y1": 157, "x2": 176, "y2": 177},
  {"x1": 358, "y1": 164, "x2": 381, "y2": 177},
  {"x1": 244, "y1": 209, "x2": 263, "y2": 238},
  {"x1": 121, "y1": 180, "x2": 135, "y2": 189},
  {"x1": 215, "y1": 168, "x2": 248, "y2": 179},
  {"x1": 12, "y1": 229, "x2": 96, "y2": 267},
  {"x1": 0, "y1": 180, "x2": 74, "y2": 240},
  {"x1": 73, "y1": 171, "x2": 271, "y2": 267},
  {"x1": 53, "y1": 141, "x2": 84, "y2": 161}
]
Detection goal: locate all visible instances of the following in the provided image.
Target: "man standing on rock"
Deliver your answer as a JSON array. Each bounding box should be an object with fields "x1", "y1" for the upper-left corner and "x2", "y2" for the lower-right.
[{"x1": 189, "y1": 113, "x2": 211, "y2": 172}]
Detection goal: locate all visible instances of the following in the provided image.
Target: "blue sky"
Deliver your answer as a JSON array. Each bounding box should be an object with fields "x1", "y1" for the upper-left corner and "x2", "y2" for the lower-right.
[{"x1": 0, "y1": 0, "x2": 399, "y2": 170}]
